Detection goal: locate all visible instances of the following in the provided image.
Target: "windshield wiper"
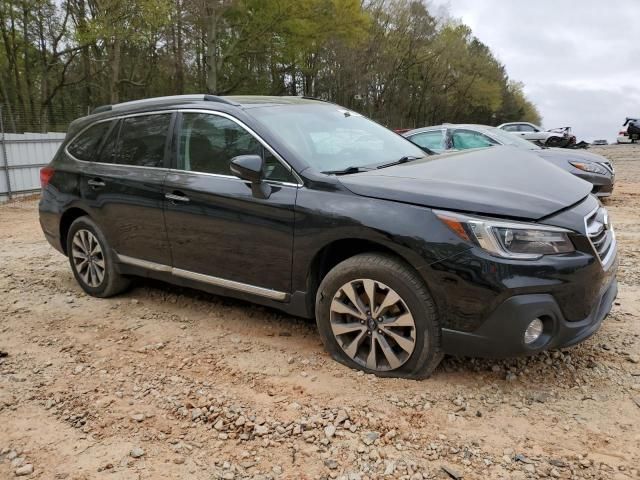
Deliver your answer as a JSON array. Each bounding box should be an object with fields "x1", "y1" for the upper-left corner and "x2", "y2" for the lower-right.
[
  {"x1": 322, "y1": 166, "x2": 371, "y2": 175},
  {"x1": 375, "y1": 155, "x2": 424, "y2": 169}
]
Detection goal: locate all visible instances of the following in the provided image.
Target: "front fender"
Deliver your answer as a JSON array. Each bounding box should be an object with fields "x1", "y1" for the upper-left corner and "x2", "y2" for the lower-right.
[{"x1": 291, "y1": 187, "x2": 471, "y2": 293}]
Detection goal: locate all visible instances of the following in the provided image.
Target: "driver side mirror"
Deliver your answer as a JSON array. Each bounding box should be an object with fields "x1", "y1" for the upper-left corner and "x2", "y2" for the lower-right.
[{"x1": 230, "y1": 154, "x2": 272, "y2": 199}]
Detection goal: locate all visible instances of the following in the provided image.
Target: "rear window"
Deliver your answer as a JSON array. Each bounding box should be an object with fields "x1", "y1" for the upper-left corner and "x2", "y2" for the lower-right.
[{"x1": 67, "y1": 121, "x2": 112, "y2": 160}]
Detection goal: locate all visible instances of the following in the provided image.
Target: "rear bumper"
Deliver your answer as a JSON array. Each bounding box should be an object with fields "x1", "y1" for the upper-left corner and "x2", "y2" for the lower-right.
[
  {"x1": 441, "y1": 276, "x2": 617, "y2": 358},
  {"x1": 39, "y1": 195, "x2": 65, "y2": 255}
]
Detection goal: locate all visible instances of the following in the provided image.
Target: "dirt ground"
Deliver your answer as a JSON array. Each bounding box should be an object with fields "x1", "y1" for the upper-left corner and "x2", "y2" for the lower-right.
[{"x1": 1, "y1": 145, "x2": 639, "y2": 480}]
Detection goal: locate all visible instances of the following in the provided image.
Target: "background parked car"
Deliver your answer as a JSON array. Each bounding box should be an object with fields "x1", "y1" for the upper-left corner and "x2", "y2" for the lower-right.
[
  {"x1": 404, "y1": 124, "x2": 615, "y2": 197},
  {"x1": 618, "y1": 125, "x2": 631, "y2": 144},
  {"x1": 623, "y1": 118, "x2": 640, "y2": 143},
  {"x1": 498, "y1": 121, "x2": 570, "y2": 147}
]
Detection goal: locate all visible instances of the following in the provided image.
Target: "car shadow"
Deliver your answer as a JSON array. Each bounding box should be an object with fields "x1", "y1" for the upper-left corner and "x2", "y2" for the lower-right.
[{"x1": 126, "y1": 277, "x2": 617, "y2": 386}]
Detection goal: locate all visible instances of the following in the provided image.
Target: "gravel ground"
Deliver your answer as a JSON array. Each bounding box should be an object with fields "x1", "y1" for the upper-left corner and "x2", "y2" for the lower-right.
[{"x1": 1, "y1": 145, "x2": 639, "y2": 480}]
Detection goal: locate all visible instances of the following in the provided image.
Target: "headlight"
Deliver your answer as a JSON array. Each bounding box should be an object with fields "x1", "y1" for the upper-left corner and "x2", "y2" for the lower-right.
[
  {"x1": 569, "y1": 161, "x2": 609, "y2": 175},
  {"x1": 435, "y1": 210, "x2": 575, "y2": 259}
]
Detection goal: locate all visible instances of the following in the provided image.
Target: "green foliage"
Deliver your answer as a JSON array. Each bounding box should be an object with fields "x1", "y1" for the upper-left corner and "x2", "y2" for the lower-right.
[{"x1": 0, "y1": 0, "x2": 540, "y2": 132}]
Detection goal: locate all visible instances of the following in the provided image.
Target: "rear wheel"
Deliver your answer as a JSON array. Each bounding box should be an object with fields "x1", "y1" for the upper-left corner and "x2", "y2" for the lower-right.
[
  {"x1": 66, "y1": 216, "x2": 130, "y2": 297},
  {"x1": 315, "y1": 253, "x2": 443, "y2": 379}
]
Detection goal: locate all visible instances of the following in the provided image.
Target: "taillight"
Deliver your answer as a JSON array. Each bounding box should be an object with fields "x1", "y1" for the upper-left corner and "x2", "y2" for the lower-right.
[
  {"x1": 40, "y1": 167, "x2": 55, "y2": 188},
  {"x1": 619, "y1": 131, "x2": 628, "y2": 136}
]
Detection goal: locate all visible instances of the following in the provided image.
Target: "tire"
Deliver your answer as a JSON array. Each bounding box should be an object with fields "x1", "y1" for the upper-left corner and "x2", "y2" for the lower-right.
[
  {"x1": 66, "y1": 216, "x2": 130, "y2": 297},
  {"x1": 545, "y1": 136, "x2": 563, "y2": 148},
  {"x1": 315, "y1": 253, "x2": 443, "y2": 379}
]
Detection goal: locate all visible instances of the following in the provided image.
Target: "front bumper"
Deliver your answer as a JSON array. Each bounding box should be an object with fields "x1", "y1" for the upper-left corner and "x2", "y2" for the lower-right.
[
  {"x1": 424, "y1": 193, "x2": 618, "y2": 358},
  {"x1": 441, "y1": 275, "x2": 617, "y2": 357},
  {"x1": 571, "y1": 171, "x2": 614, "y2": 197},
  {"x1": 592, "y1": 182, "x2": 614, "y2": 197}
]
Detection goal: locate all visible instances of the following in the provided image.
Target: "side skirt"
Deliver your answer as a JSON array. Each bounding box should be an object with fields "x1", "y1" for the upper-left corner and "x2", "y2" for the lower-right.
[{"x1": 116, "y1": 253, "x2": 288, "y2": 301}]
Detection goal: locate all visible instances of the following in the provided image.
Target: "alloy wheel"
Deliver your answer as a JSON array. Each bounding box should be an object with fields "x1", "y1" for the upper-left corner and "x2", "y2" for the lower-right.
[
  {"x1": 71, "y1": 229, "x2": 105, "y2": 288},
  {"x1": 330, "y1": 279, "x2": 416, "y2": 371}
]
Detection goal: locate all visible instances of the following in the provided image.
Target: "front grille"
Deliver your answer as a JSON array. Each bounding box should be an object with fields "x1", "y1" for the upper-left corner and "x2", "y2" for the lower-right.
[{"x1": 585, "y1": 206, "x2": 615, "y2": 265}]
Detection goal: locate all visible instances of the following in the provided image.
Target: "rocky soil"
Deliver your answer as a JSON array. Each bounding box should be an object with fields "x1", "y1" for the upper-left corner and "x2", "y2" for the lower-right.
[{"x1": 1, "y1": 145, "x2": 639, "y2": 479}]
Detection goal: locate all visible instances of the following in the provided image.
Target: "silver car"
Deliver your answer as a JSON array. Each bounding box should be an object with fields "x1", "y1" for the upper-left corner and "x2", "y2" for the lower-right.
[
  {"x1": 404, "y1": 124, "x2": 615, "y2": 197},
  {"x1": 498, "y1": 122, "x2": 569, "y2": 147}
]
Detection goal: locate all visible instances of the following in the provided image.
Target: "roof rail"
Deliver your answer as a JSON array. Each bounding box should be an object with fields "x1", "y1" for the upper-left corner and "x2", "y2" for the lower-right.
[
  {"x1": 90, "y1": 94, "x2": 239, "y2": 115},
  {"x1": 301, "y1": 95, "x2": 332, "y2": 103}
]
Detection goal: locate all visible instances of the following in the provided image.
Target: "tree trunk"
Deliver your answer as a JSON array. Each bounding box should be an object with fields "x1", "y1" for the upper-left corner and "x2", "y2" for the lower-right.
[
  {"x1": 206, "y1": 2, "x2": 217, "y2": 94},
  {"x1": 175, "y1": 0, "x2": 184, "y2": 94},
  {"x1": 109, "y1": 38, "x2": 121, "y2": 103},
  {"x1": 76, "y1": 0, "x2": 92, "y2": 108},
  {"x1": 21, "y1": 5, "x2": 36, "y2": 129}
]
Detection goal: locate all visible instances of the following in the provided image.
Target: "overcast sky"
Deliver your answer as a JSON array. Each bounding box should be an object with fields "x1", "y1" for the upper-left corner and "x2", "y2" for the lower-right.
[{"x1": 430, "y1": 0, "x2": 640, "y2": 142}]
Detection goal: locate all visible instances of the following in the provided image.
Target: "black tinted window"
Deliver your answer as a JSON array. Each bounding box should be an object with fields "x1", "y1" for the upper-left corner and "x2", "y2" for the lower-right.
[
  {"x1": 96, "y1": 120, "x2": 120, "y2": 164},
  {"x1": 67, "y1": 121, "x2": 112, "y2": 160},
  {"x1": 178, "y1": 113, "x2": 294, "y2": 182},
  {"x1": 117, "y1": 114, "x2": 172, "y2": 167}
]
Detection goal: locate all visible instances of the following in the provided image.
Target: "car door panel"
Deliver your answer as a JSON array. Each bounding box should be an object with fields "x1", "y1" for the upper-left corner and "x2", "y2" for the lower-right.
[
  {"x1": 163, "y1": 173, "x2": 296, "y2": 292},
  {"x1": 80, "y1": 113, "x2": 174, "y2": 266},
  {"x1": 82, "y1": 163, "x2": 171, "y2": 264},
  {"x1": 163, "y1": 111, "x2": 297, "y2": 293}
]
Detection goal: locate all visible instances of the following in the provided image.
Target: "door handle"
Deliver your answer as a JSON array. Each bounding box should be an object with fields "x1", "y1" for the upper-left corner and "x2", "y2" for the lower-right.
[
  {"x1": 87, "y1": 178, "x2": 106, "y2": 188},
  {"x1": 165, "y1": 192, "x2": 190, "y2": 203}
]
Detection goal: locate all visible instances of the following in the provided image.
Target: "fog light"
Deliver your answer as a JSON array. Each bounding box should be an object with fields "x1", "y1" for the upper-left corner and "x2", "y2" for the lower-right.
[{"x1": 524, "y1": 318, "x2": 544, "y2": 344}]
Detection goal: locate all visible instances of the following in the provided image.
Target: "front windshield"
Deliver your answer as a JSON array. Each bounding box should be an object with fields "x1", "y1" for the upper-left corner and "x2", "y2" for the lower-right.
[
  {"x1": 486, "y1": 126, "x2": 541, "y2": 150},
  {"x1": 250, "y1": 104, "x2": 426, "y2": 172}
]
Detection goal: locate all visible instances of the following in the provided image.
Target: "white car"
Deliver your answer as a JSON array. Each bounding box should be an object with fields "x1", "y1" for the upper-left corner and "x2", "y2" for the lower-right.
[{"x1": 497, "y1": 122, "x2": 569, "y2": 147}]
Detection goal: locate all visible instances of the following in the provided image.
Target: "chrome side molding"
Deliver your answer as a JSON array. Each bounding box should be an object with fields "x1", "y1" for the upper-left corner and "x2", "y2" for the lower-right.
[
  {"x1": 116, "y1": 253, "x2": 288, "y2": 301},
  {"x1": 117, "y1": 254, "x2": 172, "y2": 273}
]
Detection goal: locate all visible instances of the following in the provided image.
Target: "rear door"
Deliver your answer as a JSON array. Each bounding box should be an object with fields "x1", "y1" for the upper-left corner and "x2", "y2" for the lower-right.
[
  {"x1": 517, "y1": 123, "x2": 541, "y2": 141},
  {"x1": 406, "y1": 129, "x2": 448, "y2": 153},
  {"x1": 163, "y1": 110, "x2": 298, "y2": 295},
  {"x1": 80, "y1": 112, "x2": 174, "y2": 265},
  {"x1": 450, "y1": 129, "x2": 499, "y2": 150}
]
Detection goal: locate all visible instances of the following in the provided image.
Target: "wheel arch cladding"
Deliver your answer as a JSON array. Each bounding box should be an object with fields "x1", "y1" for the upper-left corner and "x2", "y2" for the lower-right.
[
  {"x1": 60, "y1": 207, "x2": 90, "y2": 255},
  {"x1": 306, "y1": 238, "x2": 426, "y2": 314}
]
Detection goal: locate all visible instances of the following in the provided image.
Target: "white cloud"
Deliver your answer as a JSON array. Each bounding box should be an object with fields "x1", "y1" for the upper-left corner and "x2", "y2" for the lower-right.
[{"x1": 430, "y1": 0, "x2": 640, "y2": 141}]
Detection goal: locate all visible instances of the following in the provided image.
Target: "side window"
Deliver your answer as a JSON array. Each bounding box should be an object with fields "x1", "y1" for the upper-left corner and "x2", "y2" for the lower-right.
[
  {"x1": 67, "y1": 121, "x2": 112, "y2": 160},
  {"x1": 178, "y1": 113, "x2": 295, "y2": 183},
  {"x1": 518, "y1": 124, "x2": 536, "y2": 132},
  {"x1": 408, "y1": 131, "x2": 446, "y2": 152},
  {"x1": 503, "y1": 125, "x2": 519, "y2": 132},
  {"x1": 451, "y1": 130, "x2": 498, "y2": 150},
  {"x1": 96, "y1": 120, "x2": 120, "y2": 164},
  {"x1": 117, "y1": 114, "x2": 172, "y2": 167}
]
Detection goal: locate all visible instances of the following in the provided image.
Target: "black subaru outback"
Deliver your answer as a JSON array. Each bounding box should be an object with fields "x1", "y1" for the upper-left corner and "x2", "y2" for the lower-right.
[{"x1": 39, "y1": 95, "x2": 618, "y2": 378}]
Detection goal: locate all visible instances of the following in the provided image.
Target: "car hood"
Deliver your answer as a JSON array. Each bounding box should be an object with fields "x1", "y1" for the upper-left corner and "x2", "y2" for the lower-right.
[
  {"x1": 338, "y1": 146, "x2": 592, "y2": 220},
  {"x1": 535, "y1": 148, "x2": 610, "y2": 165}
]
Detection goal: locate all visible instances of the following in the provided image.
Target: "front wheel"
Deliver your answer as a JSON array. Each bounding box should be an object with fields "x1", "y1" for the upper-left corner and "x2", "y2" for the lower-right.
[
  {"x1": 545, "y1": 136, "x2": 564, "y2": 147},
  {"x1": 315, "y1": 253, "x2": 443, "y2": 379},
  {"x1": 66, "y1": 216, "x2": 130, "y2": 297}
]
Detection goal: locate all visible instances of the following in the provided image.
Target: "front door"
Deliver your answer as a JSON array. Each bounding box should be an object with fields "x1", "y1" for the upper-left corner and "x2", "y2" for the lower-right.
[
  {"x1": 80, "y1": 112, "x2": 174, "y2": 265},
  {"x1": 163, "y1": 111, "x2": 298, "y2": 295}
]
